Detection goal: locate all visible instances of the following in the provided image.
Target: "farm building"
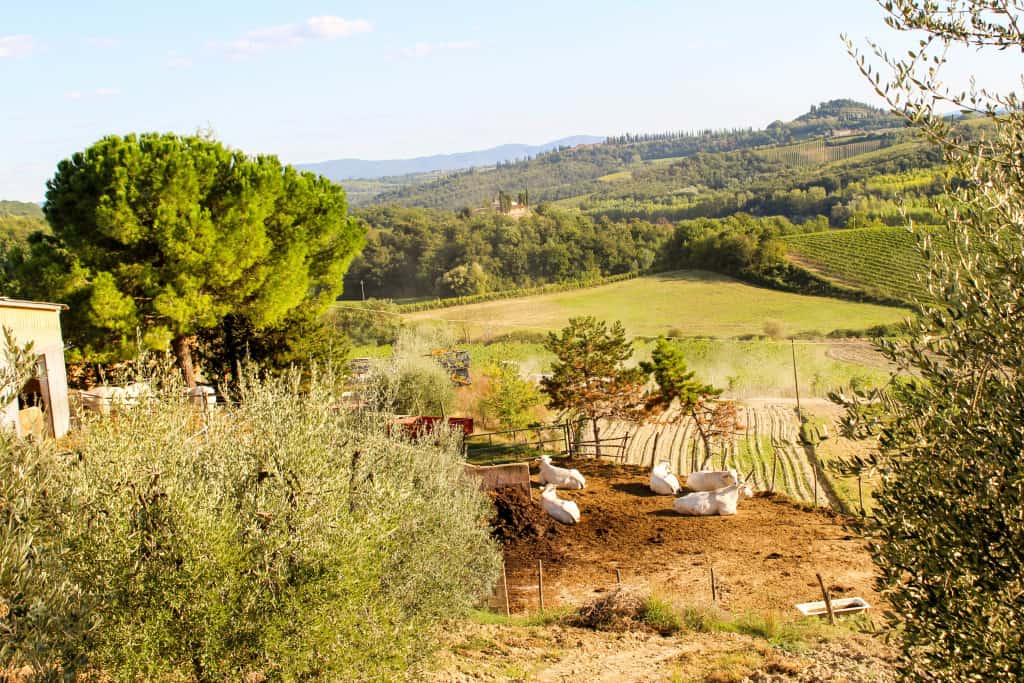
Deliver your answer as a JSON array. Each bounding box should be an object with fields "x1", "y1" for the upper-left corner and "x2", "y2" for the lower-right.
[{"x1": 0, "y1": 298, "x2": 71, "y2": 439}]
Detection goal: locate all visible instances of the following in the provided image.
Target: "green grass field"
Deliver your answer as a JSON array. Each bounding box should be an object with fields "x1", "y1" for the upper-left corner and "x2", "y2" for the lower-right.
[
  {"x1": 403, "y1": 270, "x2": 910, "y2": 340},
  {"x1": 783, "y1": 226, "x2": 947, "y2": 302}
]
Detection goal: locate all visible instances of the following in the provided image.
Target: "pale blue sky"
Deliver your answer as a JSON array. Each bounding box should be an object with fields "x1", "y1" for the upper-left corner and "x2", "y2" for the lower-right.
[{"x1": 2, "y1": 1, "x2": 1021, "y2": 201}]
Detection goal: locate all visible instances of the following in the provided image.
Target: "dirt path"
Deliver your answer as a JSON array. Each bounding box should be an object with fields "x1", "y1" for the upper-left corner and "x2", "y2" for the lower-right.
[{"x1": 429, "y1": 622, "x2": 895, "y2": 683}]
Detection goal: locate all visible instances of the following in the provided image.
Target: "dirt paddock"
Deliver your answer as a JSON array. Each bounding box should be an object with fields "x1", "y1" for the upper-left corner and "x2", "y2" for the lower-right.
[{"x1": 493, "y1": 459, "x2": 878, "y2": 615}]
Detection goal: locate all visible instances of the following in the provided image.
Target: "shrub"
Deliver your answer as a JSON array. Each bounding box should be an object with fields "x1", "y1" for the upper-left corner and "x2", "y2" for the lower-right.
[
  {"x1": 0, "y1": 436, "x2": 93, "y2": 679},
  {"x1": 479, "y1": 362, "x2": 541, "y2": 430},
  {"x1": 365, "y1": 328, "x2": 458, "y2": 415},
  {"x1": 12, "y1": 366, "x2": 499, "y2": 680}
]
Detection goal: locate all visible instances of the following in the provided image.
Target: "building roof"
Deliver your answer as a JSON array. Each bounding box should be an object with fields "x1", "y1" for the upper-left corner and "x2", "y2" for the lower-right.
[{"x1": 0, "y1": 297, "x2": 68, "y2": 312}]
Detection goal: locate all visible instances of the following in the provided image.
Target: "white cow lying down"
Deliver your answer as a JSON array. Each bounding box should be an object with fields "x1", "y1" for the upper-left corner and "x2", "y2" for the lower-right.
[
  {"x1": 685, "y1": 468, "x2": 738, "y2": 492},
  {"x1": 649, "y1": 461, "x2": 681, "y2": 495},
  {"x1": 540, "y1": 483, "x2": 581, "y2": 525},
  {"x1": 537, "y1": 455, "x2": 586, "y2": 489},
  {"x1": 673, "y1": 481, "x2": 754, "y2": 517}
]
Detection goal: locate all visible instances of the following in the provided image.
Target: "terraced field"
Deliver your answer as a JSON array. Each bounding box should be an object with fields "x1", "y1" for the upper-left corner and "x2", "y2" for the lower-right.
[
  {"x1": 783, "y1": 226, "x2": 949, "y2": 302},
  {"x1": 580, "y1": 402, "x2": 826, "y2": 506}
]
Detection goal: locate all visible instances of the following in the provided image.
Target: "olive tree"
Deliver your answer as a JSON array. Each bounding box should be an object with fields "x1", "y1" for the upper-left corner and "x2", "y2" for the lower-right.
[{"x1": 835, "y1": 2, "x2": 1024, "y2": 679}]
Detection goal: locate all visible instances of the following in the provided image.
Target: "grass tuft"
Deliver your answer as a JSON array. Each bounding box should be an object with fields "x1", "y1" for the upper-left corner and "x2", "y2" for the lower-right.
[{"x1": 641, "y1": 596, "x2": 684, "y2": 636}]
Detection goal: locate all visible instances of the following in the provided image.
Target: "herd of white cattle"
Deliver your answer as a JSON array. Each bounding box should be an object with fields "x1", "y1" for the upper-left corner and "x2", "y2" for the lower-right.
[{"x1": 535, "y1": 455, "x2": 754, "y2": 525}]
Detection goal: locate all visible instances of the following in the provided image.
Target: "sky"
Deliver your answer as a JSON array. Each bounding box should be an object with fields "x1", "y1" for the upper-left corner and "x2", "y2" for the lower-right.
[{"x1": 2, "y1": 1, "x2": 1023, "y2": 202}]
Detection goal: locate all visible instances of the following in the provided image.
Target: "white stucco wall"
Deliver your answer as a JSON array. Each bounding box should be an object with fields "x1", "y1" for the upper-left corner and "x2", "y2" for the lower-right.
[{"x1": 0, "y1": 302, "x2": 70, "y2": 438}]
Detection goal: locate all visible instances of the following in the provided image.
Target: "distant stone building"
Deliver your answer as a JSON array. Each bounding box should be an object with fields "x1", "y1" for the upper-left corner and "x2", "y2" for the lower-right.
[{"x1": 0, "y1": 298, "x2": 71, "y2": 438}]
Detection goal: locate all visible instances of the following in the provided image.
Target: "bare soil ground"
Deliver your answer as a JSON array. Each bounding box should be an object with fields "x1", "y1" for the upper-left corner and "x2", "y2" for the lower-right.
[
  {"x1": 495, "y1": 460, "x2": 878, "y2": 615},
  {"x1": 431, "y1": 460, "x2": 891, "y2": 682}
]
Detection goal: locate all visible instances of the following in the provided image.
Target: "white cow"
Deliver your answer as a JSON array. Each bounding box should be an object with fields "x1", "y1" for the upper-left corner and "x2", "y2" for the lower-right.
[
  {"x1": 685, "y1": 468, "x2": 738, "y2": 492},
  {"x1": 537, "y1": 455, "x2": 586, "y2": 489},
  {"x1": 649, "y1": 461, "x2": 681, "y2": 495},
  {"x1": 672, "y1": 481, "x2": 754, "y2": 517},
  {"x1": 540, "y1": 483, "x2": 581, "y2": 525}
]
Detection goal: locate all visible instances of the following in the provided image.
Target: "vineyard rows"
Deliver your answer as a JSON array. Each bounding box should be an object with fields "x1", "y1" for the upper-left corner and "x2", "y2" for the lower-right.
[
  {"x1": 782, "y1": 226, "x2": 948, "y2": 302},
  {"x1": 584, "y1": 404, "x2": 823, "y2": 505},
  {"x1": 757, "y1": 138, "x2": 886, "y2": 165}
]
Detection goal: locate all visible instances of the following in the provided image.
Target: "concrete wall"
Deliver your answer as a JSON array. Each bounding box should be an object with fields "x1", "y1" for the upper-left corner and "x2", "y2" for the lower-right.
[{"x1": 0, "y1": 306, "x2": 70, "y2": 439}]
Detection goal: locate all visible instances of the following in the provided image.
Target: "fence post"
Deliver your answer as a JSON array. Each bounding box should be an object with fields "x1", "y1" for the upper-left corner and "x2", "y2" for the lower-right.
[
  {"x1": 858, "y1": 473, "x2": 866, "y2": 516},
  {"x1": 502, "y1": 563, "x2": 510, "y2": 617},
  {"x1": 537, "y1": 560, "x2": 545, "y2": 612},
  {"x1": 710, "y1": 566, "x2": 718, "y2": 604},
  {"x1": 816, "y1": 572, "x2": 836, "y2": 625}
]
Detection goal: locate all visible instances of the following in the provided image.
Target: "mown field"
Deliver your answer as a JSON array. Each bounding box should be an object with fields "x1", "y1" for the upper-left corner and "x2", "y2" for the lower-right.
[
  {"x1": 403, "y1": 270, "x2": 910, "y2": 341},
  {"x1": 783, "y1": 226, "x2": 951, "y2": 303}
]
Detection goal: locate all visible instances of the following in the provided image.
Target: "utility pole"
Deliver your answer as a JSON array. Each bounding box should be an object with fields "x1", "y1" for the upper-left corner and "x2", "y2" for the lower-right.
[{"x1": 791, "y1": 339, "x2": 801, "y2": 416}]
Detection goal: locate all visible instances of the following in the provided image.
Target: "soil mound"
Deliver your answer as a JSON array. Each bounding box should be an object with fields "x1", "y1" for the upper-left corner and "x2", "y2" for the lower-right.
[
  {"x1": 568, "y1": 587, "x2": 648, "y2": 632},
  {"x1": 489, "y1": 487, "x2": 550, "y2": 542}
]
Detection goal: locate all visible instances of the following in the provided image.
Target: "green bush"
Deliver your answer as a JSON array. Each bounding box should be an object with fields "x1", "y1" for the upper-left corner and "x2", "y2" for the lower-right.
[
  {"x1": 5, "y1": 366, "x2": 499, "y2": 681},
  {"x1": 0, "y1": 436, "x2": 93, "y2": 679}
]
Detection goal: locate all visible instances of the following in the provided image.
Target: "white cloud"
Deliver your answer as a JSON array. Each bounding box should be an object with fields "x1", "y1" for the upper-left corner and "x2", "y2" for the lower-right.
[
  {"x1": 398, "y1": 39, "x2": 480, "y2": 59},
  {"x1": 94, "y1": 87, "x2": 121, "y2": 97},
  {"x1": 306, "y1": 16, "x2": 372, "y2": 39},
  {"x1": 223, "y1": 15, "x2": 372, "y2": 59},
  {"x1": 65, "y1": 90, "x2": 82, "y2": 100},
  {"x1": 0, "y1": 35, "x2": 34, "y2": 59}
]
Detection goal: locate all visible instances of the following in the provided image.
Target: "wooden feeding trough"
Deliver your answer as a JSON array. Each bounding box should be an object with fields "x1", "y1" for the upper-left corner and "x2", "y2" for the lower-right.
[{"x1": 795, "y1": 596, "x2": 871, "y2": 618}]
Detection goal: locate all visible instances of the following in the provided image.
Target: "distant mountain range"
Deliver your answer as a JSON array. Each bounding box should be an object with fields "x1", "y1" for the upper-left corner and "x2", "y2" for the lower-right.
[{"x1": 296, "y1": 135, "x2": 604, "y2": 181}]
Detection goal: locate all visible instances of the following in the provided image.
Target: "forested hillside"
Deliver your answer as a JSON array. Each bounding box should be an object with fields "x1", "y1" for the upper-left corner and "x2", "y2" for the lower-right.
[
  {"x1": 0, "y1": 200, "x2": 48, "y2": 248},
  {"x1": 347, "y1": 101, "x2": 957, "y2": 303},
  {"x1": 369, "y1": 100, "x2": 901, "y2": 209}
]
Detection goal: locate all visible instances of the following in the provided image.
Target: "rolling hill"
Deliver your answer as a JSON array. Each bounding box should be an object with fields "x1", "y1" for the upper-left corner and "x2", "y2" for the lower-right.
[
  {"x1": 365, "y1": 100, "x2": 902, "y2": 210},
  {"x1": 297, "y1": 135, "x2": 603, "y2": 181}
]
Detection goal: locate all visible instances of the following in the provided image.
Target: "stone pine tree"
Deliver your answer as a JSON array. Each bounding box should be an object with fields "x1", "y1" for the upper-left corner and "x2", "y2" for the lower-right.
[
  {"x1": 835, "y1": 2, "x2": 1024, "y2": 679},
  {"x1": 541, "y1": 317, "x2": 645, "y2": 457},
  {"x1": 641, "y1": 338, "x2": 736, "y2": 471},
  {"x1": 20, "y1": 133, "x2": 364, "y2": 386}
]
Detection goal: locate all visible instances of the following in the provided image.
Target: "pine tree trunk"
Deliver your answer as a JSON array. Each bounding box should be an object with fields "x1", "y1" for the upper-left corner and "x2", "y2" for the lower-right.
[
  {"x1": 592, "y1": 416, "x2": 602, "y2": 459},
  {"x1": 172, "y1": 334, "x2": 198, "y2": 389}
]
